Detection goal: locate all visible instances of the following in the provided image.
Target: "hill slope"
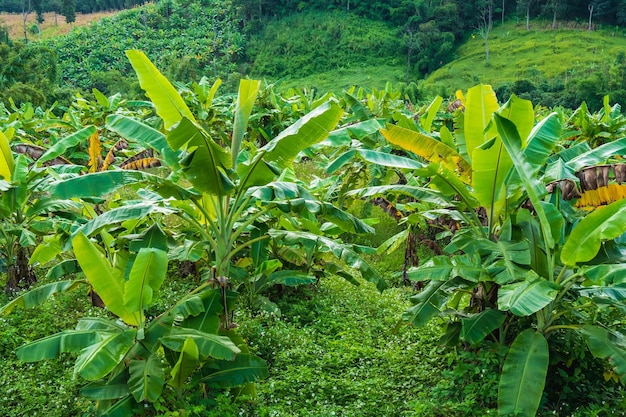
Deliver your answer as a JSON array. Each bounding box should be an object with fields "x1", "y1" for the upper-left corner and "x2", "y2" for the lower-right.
[{"x1": 421, "y1": 21, "x2": 626, "y2": 108}]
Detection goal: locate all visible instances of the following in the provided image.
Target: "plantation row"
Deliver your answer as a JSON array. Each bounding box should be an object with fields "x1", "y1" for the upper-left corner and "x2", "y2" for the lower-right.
[{"x1": 1, "y1": 49, "x2": 626, "y2": 416}]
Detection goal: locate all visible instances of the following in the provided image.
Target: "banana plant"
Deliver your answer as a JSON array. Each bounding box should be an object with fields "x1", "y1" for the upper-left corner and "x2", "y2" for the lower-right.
[
  {"x1": 3, "y1": 49, "x2": 383, "y2": 412},
  {"x1": 354, "y1": 84, "x2": 626, "y2": 416},
  {"x1": 1, "y1": 231, "x2": 263, "y2": 416},
  {"x1": 0, "y1": 128, "x2": 83, "y2": 294}
]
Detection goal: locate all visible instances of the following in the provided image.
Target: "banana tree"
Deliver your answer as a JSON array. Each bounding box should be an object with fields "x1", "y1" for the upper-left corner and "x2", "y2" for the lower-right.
[
  {"x1": 0, "y1": 128, "x2": 83, "y2": 294},
  {"x1": 356, "y1": 84, "x2": 626, "y2": 416},
  {"x1": 1, "y1": 230, "x2": 264, "y2": 415}
]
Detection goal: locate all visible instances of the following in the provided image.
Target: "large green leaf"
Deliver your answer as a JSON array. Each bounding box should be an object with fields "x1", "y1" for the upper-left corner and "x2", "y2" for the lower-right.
[
  {"x1": 50, "y1": 170, "x2": 196, "y2": 201},
  {"x1": 578, "y1": 325, "x2": 626, "y2": 383},
  {"x1": 37, "y1": 125, "x2": 97, "y2": 165},
  {"x1": 561, "y1": 198, "x2": 626, "y2": 266},
  {"x1": 105, "y1": 114, "x2": 180, "y2": 169},
  {"x1": 0, "y1": 280, "x2": 86, "y2": 315},
  {"x1": 498, "y1": 329, "x2": 549, "y2": 417},
  {"x1": 168, "y1": 337, "x2": 200, "y2": 390},
  {"x1": 199, "y1": 354, "x2": 269, "y2": 388},
  {"x1": 179, "y1": 289, "x2": 223, "y2": 334},
  {"x1": 519, "y1": 113, "x2": 561, "y2": 173},
  {"x1": 381, "y1": 124, "x2": 471, "y2": 181},
  {"x1": 464, "y1": 84, "x2": 500, "y2": 162},
  {"x1": 0, "y1": 129, "x2": 15, "y2": 180},
  {"x1": 494, "y1": 114, "x2": 554, "y2": 248},
  {"x1": 161, "y1": 329, "x2": 240, "y2": 361},
  {"x1": 81, "y1": 374, "x2": 131, "y2": 401},
  {"x1": 76, "y1": 203, "x2": 174, "y2": 238},
  {"x1": 582, "y1": 264, "x2": 626, "y2": 285},
  {"x1": 567, "y1": 136, "x2": 626, "y2": 171},
  {"x1": 232, "y1": 79, "x2": 261, "y2": 168},
  {"x1": 356, "y1": 149, "x2": 425, "y2": 169},
  {"x1": 123, "y1": 248, "x2": 168, "y2": 327},
  {"x1": 16, "y1": 330, "x2": 100, "y2": 361},
  {"x1": 419, "y1": 96, "x2": 443, "y2": 133},
  {"x1": 346, "y1": 184, "x2": 448, "y2": 207},
  {"x1": 128, "y1": 354, "x2": 165, "y2": 402},
  {"x1": 126, "y1": 50, "x2": 195, "y2": 130},
  {"x1": 246, "y1": 100, "x2": 344, "y2": 186},
  {"x1": 460, "y1": 309, "x2": 506, "y2": 345},
  {"x1": 403, "y1": 280, "x2": 451, "y2": 327},
  {"x1": 472, "y1": 136, "x2": 511, "y2": 226},
  {"x1": 167, "y1": 117, "x2": 234, "y2": 196},
  {"x1": 497, "y1": 94, "x2": 535, "y2": 146},
  {"x1": 498, "y1": 275, "x2": 560, "y2": 316},
  {"x1": 407, "y1": 254, "x2": 488, "y2": 283},
  {"x1": 74, "y1": 330, "x2": 136, "y2": 380},
  {"x1": 72, "y1": 233, "x2": 139, "y2": 326}
]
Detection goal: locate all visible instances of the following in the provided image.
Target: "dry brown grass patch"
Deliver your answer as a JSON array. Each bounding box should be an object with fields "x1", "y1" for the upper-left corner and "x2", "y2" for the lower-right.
[{"x1": 0, "y1": 10, "x2": 117, "y2": 40}]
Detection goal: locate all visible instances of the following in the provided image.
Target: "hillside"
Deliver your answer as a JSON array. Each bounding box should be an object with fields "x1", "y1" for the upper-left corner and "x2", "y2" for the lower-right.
[{"x1": 420, "y1": 21, "x2": 626, "y2": 108}]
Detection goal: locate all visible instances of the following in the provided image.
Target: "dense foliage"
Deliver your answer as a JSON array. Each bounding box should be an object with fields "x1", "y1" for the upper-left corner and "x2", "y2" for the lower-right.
[
  {"x1": 2, "y1": 1, "x2": 626, "y2": 415},
  {"x1": 44, "y1": 0, "x2": 244, "y2": 92}
]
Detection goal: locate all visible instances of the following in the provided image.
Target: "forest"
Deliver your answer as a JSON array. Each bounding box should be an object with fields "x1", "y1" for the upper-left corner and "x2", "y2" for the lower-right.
[{"x1": 1, "y1": 0, "x2": 626, "y2": 416}]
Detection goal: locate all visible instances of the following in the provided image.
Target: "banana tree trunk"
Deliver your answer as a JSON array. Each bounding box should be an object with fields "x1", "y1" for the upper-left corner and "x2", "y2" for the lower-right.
[{"x1": 5, "y1": 246, "x2": 37, "y2": 295}]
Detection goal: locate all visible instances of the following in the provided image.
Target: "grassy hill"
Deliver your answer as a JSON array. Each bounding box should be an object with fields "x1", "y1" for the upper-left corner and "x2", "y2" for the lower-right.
[
  {"x1": 420, "y1": 21, "x2": 626, "y2": 106},
  {"x1": 4, "y1": 4, "x2": 626, "y2": 109}
]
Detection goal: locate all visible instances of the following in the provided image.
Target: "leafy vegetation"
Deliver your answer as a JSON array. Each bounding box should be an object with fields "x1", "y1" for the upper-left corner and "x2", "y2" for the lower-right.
[{"x1": 2, "y1": 0, "x2": 626, "y2": 415}]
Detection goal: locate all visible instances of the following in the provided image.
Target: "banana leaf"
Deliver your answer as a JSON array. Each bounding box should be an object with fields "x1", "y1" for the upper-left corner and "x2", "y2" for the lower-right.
[
  {"x1": 567, "y1": 137, "x2": 626, "y2": 172},
  {"x1": 37, "y1": 126, "x2": 97, "y2": 165},
  {"x1": 126, "y1": 50, "x2": 196, "y2": 130},
  {"x1": 73, "y1": 232, "x2": 140, "y2": 326},
  {"x1": 578, "y1": 325, "x2": 626, "y2": 383},
  {"x1": 561, "y1": 198, "x2": 626, "y2": 266},
  {"x1": 498, "y1": 274, "x2": 560, "y2": 316},
  {"x1": 105, "y1": 114, "x2": 180, "y2": 169},
  {"x1": 381, "y1": 124, "x2": 471, "y2": 181},
  {"x1": 179, "y1": 289, "x2": 223, "y2": 334},
  {"x1": 269, "y1": 230, "x2": 387, "y2": 292},
  {"x1": 167, "y1": 117, "x2": 234, "y2": 196},
  {"x1": 494, "y1": 113, "x2": 555, "y2": 249},
  {"x1": 16, "y1": 330, "x2": 101, "y2": 361},
  {"x1": 169, "y1": 337, "x2": 200, "y2": 390},
  {"x1": 419, "y1": 95, "x2": 443, "y2": 133},
  {"x1": 245, "y1": 100, "x2": 344, "y2": 187},
  {"x1": 50, "y1": 170, "x2": 196, "y2": 201},
  {"x1": 198, "y1": 354, "x2": 269, "y2": 388},
  {"x1": 75, "y1": 203, "x2": 174, "y2": 238},
  {"x1": 460, "y1": 309, "x2": 506, "y2": 345},
  {"x1": 232, "y1": 79, "x2": 261, "y2": 168},
  {"x1": 161, "y1": 329, "x2": 240, "y2": 361},
  {"x1": 81, "y1": 372, "x2": 131, "y2": 400},
  {"x1": 123, "y1": 248, "x2": 168, "y2": 328},
  {"x1": 403, "y1": 278, "x2": 456, "y2": 327},
  {"x1": 0, "y1": 129, "x2": 15, "y2": 180},
  {"x1": 0, "y1": 280, "x2": 86, "y2": 315},
  {"x1": 498, "y1": 329, "x2": 549, "y2": 417},
  {"x1": 357, "y1": 149, "x2": 425, "y2": 169},
  {"x1": 464, "y1": 84, "x2": 500, "y2": 162},
  {"x1": 74, "y1": 330, "x2": 136, "y2": 380},
  {"x1": 128, "y1": 354, "x2": 165, "y2": 402}
]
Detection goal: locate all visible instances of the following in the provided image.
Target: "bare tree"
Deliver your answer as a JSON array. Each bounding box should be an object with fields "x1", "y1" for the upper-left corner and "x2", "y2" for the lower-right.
[
  {"x1": 20, "y1": 0, "x2": 31, "y2": 42},
  {"x1": 478, "y1": 1, "x2": 494, "y2": 64}
]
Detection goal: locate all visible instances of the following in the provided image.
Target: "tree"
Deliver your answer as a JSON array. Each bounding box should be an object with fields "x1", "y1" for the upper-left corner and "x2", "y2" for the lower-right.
[
  {"x1": 517, "y1": 0, "x2": 534, "y2": 30},
  {"x1": 478, "y1": 1, "x2": 494, "y2": 64},
  {"x1": 20, "y1": 0, "x2": 30, "y2": 41},
  {"x1": 61, "y1": 0, "x2": 75, "y2": 25}
]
